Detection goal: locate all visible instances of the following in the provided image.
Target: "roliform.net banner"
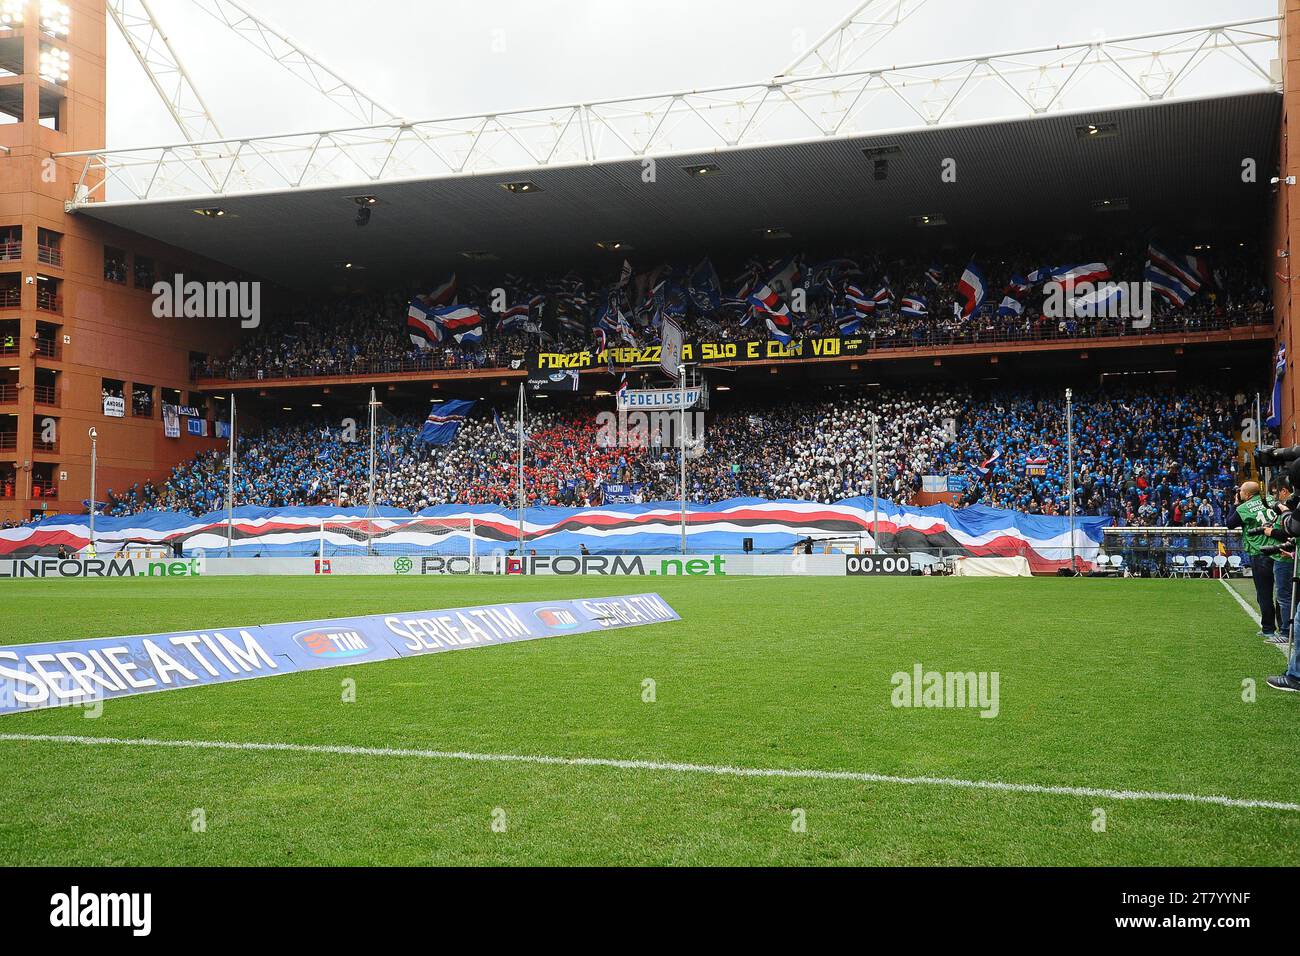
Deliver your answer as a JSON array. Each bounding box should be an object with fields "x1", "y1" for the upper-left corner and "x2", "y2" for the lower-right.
[{"x1": 0, "y1": 594, "x2": 680, "y2": 715}]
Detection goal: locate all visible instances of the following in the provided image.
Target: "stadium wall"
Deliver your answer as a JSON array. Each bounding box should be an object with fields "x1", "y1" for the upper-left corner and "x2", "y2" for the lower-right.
[{"x1": 1278, "y1": 0, "x2": 1300, "y2": 442}]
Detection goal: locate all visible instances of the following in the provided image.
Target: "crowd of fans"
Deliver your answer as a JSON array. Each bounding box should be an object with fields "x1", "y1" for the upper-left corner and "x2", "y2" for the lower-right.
[
  {"x1": 102, "y1": 383, "x2": 1249, "y2": 527},
  {"x1": 193, "y1": 240, "x2": 1271, "y2": 382}
]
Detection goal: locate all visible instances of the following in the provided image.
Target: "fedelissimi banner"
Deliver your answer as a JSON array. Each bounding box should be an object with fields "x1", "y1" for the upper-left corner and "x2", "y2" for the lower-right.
[
  {"x1": 0, "y1": 594, "x2": 680, "y2": 714},
  {"x1": 616, "y1": 387, "x2": 703, "y2": 411}
]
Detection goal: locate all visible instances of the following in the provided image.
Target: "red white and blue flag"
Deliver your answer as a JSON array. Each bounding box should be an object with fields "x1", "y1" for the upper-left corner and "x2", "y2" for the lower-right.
[
  {"x1": 1144, "y1": 244, "x2": 1205, "y2": 308},
  {"x1": 976, "y1": 448, "x2": 1001, "y2": 478},
  {"x1": 408, "y1": 302, "x2": 483, "y2": 348},
  {"x1": 900, "y1": 295, "x2": 928, "y2": 317},
  {"x1": 748, "y1": 283, "x2": 794, "y2": 344},
  {"x1": 1049, "y1": 262, "x2": 1111, "y2": 292},
  {"x1": 956, "y1": 262, "x2": 987, "y2": 319},
  {"x1": 845, "y1": 283, "x2": 875, "y2": 314}
]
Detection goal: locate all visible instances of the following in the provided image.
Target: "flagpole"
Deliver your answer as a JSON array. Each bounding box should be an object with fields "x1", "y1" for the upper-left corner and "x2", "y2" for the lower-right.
[
  {"x1": 1066, "y1": 387, "x2": 1076, "y2": 574},
  {"x1": 679, "y1": 363, "x2": 688, "y2": 556},
  {"x1": 367, "y1": 387, "x2": 378, "y2": 555},
  {"x1": 226, "y1": 392, "x2": 235, "y2": 558},
  {"x1": 517, "y1": 383, "x2": 525, "y2": 556},
  {"x1": 871, "y1": 413, "x2": 879, "y2": 554}
]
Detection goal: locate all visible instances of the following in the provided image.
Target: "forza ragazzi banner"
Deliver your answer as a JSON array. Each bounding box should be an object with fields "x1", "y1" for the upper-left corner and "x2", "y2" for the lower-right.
[
  {"x1": 0, "y1": 593, "x2": 680, "y2": 714},
  {"x1": 529, "y1": 334, "x2": 875, "y2": 373}
]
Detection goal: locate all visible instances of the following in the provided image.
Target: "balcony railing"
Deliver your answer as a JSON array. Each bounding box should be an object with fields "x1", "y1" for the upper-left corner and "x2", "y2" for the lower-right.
[
  {"x1": 0, "y1": 240, "x2": 21, "y2": 263},
  {"x1": 0, "y1": 431, "x2": 14, "y2": 450},
  {"x1": 36, "y1": 244, "x2": 63, "y2": 267},
  {"x1": 0, "y1": 384, "x2": 16, "y2": 403},
  {"x1": 194, "y1": 313, "x2": 1275, "y2": 384},
  {"x1": 32, "y1": 384, "x2": 57, "y2": 405},
  {"x1": 32, "y1": 437, "x2": 57, "y2": 452},
  {"x1": 30, "y1": 481, "x2": 57, "y2": 500},
  {"x1": 0, "y1": 288, "x2": 20, "y2": 310},
  {"x1": 33, "y1": 338, "x2": 59, "y2": 359},
  {"x1": 35, "y1": 290, "x2": 61, "y2": 313}
]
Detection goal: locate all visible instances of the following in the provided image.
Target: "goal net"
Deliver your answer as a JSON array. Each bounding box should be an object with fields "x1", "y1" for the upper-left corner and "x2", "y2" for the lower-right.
[{"x1": 317, "y1": 515, "x2": 483, "y2": 559}]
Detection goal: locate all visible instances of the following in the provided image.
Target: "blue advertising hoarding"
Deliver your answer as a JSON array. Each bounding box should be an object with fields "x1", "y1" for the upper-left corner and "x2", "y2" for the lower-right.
[{"x1": 0, "y1": 594, "x2": 680, "y2": 714}]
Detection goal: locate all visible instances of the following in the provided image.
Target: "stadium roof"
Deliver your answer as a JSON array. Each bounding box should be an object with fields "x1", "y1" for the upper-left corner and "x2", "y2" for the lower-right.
[{"x1": 73, "y1": 90, "x2": 1280, "y2": 289}]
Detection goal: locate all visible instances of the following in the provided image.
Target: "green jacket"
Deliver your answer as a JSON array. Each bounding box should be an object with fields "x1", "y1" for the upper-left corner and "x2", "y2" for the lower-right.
[{"x1": 1236, "y1": 495, "x2": 1282, "y2": 558}]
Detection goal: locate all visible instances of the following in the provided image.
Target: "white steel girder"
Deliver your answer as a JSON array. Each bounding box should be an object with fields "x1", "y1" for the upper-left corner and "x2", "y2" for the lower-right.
[{"x1": 64, "y1": 15, "x2": 1282, "y2": 206}]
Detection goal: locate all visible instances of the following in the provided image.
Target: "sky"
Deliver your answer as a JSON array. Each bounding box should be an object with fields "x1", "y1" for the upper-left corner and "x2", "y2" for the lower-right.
[{"x1": 103, "y1": 0, "x2": 1276, "y2": 149}]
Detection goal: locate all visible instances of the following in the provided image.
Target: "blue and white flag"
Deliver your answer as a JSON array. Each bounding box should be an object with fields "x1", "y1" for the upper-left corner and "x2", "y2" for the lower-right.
[
  {"x1": 995, "y1": 295, "x2": 1024, "y2": 317},
  {"x1": 1267, "y1": 344, "x2": 1287, "y2": 431},
  {"x1": 419, "y1": 399, "x2": 476, "y2": 446},
  {"x1": 900, "y1": 295, "x2": 927, "y2": 317}
]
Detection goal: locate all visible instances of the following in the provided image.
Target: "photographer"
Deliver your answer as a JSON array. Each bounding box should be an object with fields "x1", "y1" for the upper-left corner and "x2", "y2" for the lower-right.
[
  {"x1": 1263, "y1": 477, "x2": 1295, "y2": 648},
  {"x1": 1226, "y1": 480, "x2": 1285, "y2": 640}
]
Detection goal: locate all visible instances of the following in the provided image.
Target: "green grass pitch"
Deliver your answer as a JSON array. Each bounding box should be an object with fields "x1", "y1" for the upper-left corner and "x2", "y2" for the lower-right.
[{"x1": 0, "y1": 575, "x2": 1297, "y2": 866}]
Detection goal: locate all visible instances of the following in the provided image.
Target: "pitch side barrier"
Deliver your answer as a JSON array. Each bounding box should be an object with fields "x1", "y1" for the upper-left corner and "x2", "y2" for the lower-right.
[
  {"x1": 206, "y1": 553, "x2": 920, "y2": 577},
  {"x1": 0, "y1": 553, "x2": 926, "y2": 578}
]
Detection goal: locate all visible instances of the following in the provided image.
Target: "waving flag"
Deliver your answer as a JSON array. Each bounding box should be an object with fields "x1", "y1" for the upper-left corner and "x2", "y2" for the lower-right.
[
  {"x1": 956, "y1": 262, "x2": 987, "y2": 319},
  {"x1": 407, "y1": 300, "x2": 444, "y2": 347},
  {"x1": 924, "y1": 264, "x2": 942, "y2": 288},
  {"x1": 439, "y1": 306, "x2": 484, "y2": 347},
  {"x1": 419, "y1": 399, "x2": 476, "y2": 446},
  {"x1": 1006, "y1": 273, "x2": 1031, "y2": 296},
  {"x1": 835, "y1": 309, "x2": 862, "y2": 335},
  {"x1": 1267, "y1": 344, "x2": 1287, "y2": 431},
  {"x1": 498, "y1": 302, "x2": 531, "y2": 333},
  {"x1": 872, "y1": 283, "x2": 893, "y2": 307},
  {"x1": 748, "y1": 283, "x2": 794, "y2": 344},
  {"x1": 1145, "y1": 244, "x2": 1205, "y2": 308},
  {"x1": 845, "y1": 283, "x2": 876, "y2": 315},
  {"x1": 975, "y1": 448, "x2": 1002, "y2": 478},
  {"x1": 1050, "y1": 262, "x2": 1111, "y2": 291},
  {"x1": 689, "y1": 258, "x2": 722, "y2": 313},
  {"x1": 900, "y1": 295, "x2": 928, "y2": 317},
  {"x1": 1070, "y1": 282, "x2": 1126, "y2": 317},
  {"x1": 427, "y1": 273, "x2": 457, "y2": 306},
  {"x1": 408, "y1": 302, "x2": 482, "y2": 348},
  {"x1": 995, "y1": 295, "x2": 1024, "y2": 317}
]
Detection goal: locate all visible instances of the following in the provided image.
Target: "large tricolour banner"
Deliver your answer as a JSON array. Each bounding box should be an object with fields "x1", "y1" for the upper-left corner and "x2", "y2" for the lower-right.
[
  {"x1": 0, "y1": 497, "x2": 1106, "y2": 572},
  {"x1": 0, "y1": 594, "x2": 680, "y2": 714}
]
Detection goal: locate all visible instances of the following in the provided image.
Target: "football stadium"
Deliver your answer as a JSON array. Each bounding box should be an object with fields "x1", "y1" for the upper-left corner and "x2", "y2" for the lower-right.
[{"x1": 0, "y1": 0, "x2": 1298, "y2": 915}]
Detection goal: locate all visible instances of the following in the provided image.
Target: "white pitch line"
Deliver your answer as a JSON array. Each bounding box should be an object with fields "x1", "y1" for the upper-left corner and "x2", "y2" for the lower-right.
[
  {"x1": 1219, "y1": 577, "x2": 1288, "y2": 657},
  {"x1": 1, "y1": 732, "x2": 1298, "y2": 813}
]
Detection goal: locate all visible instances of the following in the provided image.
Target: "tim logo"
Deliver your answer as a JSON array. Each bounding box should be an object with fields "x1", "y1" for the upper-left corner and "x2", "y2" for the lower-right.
[
  {"x1": 535, "y1": 607, "x2": 579, "y2": 630},
  {"x1": 314, "y1": 559, "x2": 332, "y2": 575},
  {"x1": 50, "y1": 886, "x2": 151, "y2": 937},
  {"x1": 294, "y1": 629, "x2": 370, "y2": 659}
]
